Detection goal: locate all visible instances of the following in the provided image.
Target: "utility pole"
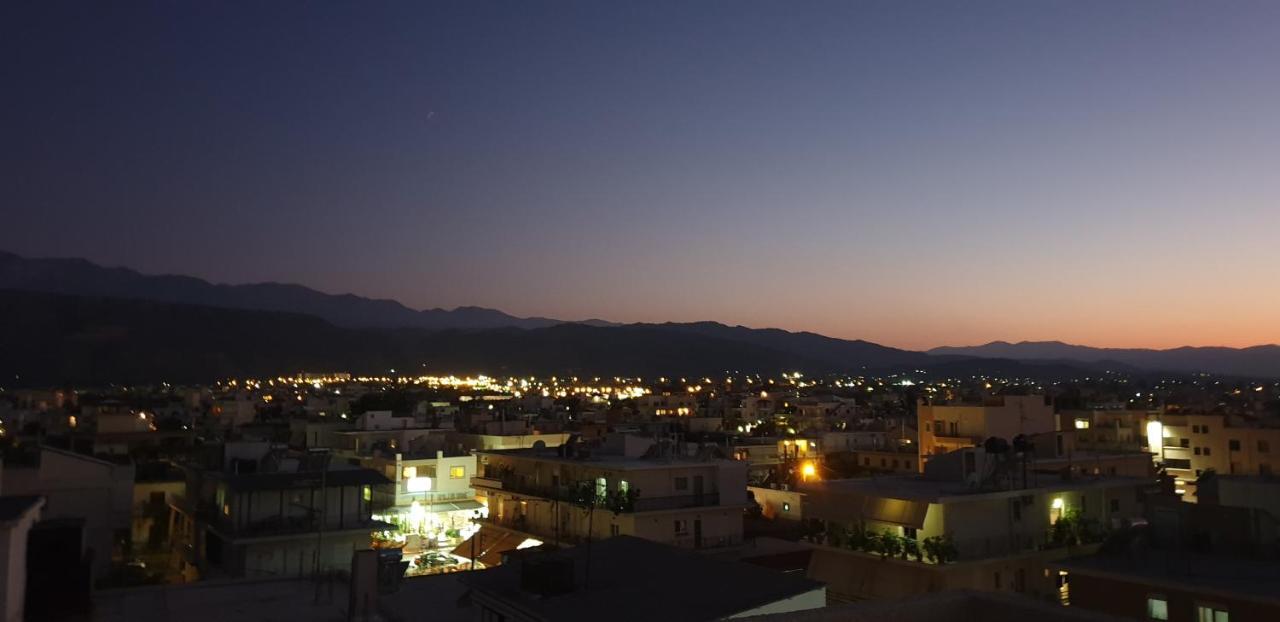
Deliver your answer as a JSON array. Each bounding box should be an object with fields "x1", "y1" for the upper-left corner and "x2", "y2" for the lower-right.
[{"x1": 312, "y1": 448, "x2": 331, "y2": 603}]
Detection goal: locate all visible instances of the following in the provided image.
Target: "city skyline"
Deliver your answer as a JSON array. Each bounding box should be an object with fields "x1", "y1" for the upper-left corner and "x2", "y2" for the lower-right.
[{"x1": 6, "y1": 1, "x2": 1280, "y2": 350}]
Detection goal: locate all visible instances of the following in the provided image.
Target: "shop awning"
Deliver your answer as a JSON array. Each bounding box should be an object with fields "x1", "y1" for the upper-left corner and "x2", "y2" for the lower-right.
[
  {"x1": 806, "y1": 490, "x2": 930, "y2": 529},
  {"x1": 450, "y1": 526, "x2": 521, "y2": 567},
  {"x1": 382, "y1": 500, "x2": 484, "y2": 515}
]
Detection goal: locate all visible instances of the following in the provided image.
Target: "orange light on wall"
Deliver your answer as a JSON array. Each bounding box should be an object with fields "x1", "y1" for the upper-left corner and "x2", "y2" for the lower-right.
[{"x1": 801, "y1": 461, "x2": 817, "y2": 481}]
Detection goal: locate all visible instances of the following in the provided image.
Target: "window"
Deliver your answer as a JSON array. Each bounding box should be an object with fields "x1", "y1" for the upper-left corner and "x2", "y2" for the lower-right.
[
  {"x1": 403, "y1": 466, "x2": 417, "y2": 479},
  {"x1": 1110, "y1": 498, "x2": 1120, "y2": 513},
  {"x1": 1229, "y1": 439, "x2": 1240, "y2": 451},
  {"x1": 782, "y1": 502, "x2": 791, "y2": 512},
  {"x1": 362, "y1": 485, "x2": 371, "y2": 502},
  {"x1": 1203, "y1": 447, "x2": 1211, "y2": 456},
  {"x1": 674, "y1": 476, "x2": 689, "y2": 491},
  {"x1": 595, "y1": 477, "x2": 607, "y2": 499},
  {"x1": 673, "y1": 519, "x2": 688, "y2": 534},
  {"x1": 1260, "y1": 440, "x2": 1271, "y2": 453},
  {"x1": 610, "y1": 524, "x2": 620, "y2": 537},
  {"x1": 1180, "y1": 438, "x2": 1190, "y2": 448},
  {"x1": 450, "y1": 466, "x2": 466, "y2": 479},
  {"x1": 1014, "y1": 568, "x2": 1025, "y2": 593},
  {"x1": 903, "y1": 526, "x2": 917, "y2": 540},
  {"x1": 1147, "y1": 595, "x2": 1169, "y2": 621},
  {"x1": 1196, "y1": 604, "x2": 1228, "y2": 622},
  {"x1": 1194, "y1": 447, "x2": 1202, "y2": 455},
  {"x1": 994, "y1": 571, "x2": 1002, "y2": 589}
]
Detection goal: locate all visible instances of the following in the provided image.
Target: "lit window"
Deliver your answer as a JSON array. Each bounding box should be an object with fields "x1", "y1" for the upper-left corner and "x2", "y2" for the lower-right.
[
  {"x1": 362, "y1": 485, "x2": 371, "y2": 502},
  {"x1": 782, "y1": 502, "x2": 791, "y2": 512},
  {"x1": 1196, "y1": 604, "x2": 1228, "y2": 622},
  {"x1": 1147, "y1": 596, "x2": 1168, "y2": 621},
  {"x1": 450, "y1": 466, "x2": 466, "y2": 479},
  {"x1": 403, "y1": 466, "x2": 417, "y2": 480}
]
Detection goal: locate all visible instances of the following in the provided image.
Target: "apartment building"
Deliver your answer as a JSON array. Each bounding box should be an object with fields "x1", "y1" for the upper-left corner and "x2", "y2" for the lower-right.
[
  {"x1": 1, "y1": 446, "x2": 134, "y2": 581},
  {"x1": 171, "y1": 447, "x2": 391, "y2": 579},
  {"x1": 917, "y1": 395, "x2": 1056, "y2": 471},
  {"x1": 802, "y1": 451, "x2": 1154, "y2": 602},
  {"x1": 1071, "y1": 409, "x2": 1280, "y2": 501},
  {"x1": 468, "y1": 435, "x2": 747, "y2": 562},
  {"x1": 634, "y1": 393, "x2": 699, "y2": 418},
  {"x1": 361, "y1": 450, "x2": 482, "y2": 553}
]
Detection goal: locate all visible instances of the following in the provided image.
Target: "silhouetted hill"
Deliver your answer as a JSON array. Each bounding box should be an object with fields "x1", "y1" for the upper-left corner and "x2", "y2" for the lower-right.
[
  {"x1": 5, "y1": 250, "x2": 1278, "y2": 381},
  {"x1": 642, "y1": 321, "x2": 929, "y2": 370},
  {"x1": 0, "y1": 250, "x2": 607, "y2": 330},
  {"x1": 929, "y1": 340, "x2": 1280, "y2": 378},
  {"x1": 0, "y1": 291, "x2": 831, "y2": 385}
]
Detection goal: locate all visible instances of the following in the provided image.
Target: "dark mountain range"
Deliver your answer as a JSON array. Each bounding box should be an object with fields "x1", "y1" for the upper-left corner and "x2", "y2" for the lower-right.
[
  {"x1": 2, "y1": 250, "x2": 1277, "y2": 381},
  {"x1": 0, "y1": 250, "x2": 611, "y2": 330},
  {"x1": 644, "y1": 321, "x2": 930, "y2": 370},
  {"x1": 0, "y1": 290, "x2": 1109, "y2": 386},
  {"x1": 929, "y1": 341, "x2": 1280, "y2": 378},
  {"x1": 0, "y1": 290, "x2": 830, "y2": 385}
]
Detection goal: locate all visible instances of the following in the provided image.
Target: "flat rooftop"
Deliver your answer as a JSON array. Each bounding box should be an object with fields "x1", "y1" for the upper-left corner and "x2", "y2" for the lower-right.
[
  {"x1": 803, "y1": 474, "x2": 1152, "y2": 503},
  {"x1": 740, "y1": 589, "x2": 1129, "y2": 621},
  {"x1": 460, "y1": 536, "x2": 823, "y2": 622},
  {"x1": 91, "y1": 573, "x2": 471, "y2": 622},
  {"x1": 1053, "y1": 551, "x2": 1280, "y2": 605}
]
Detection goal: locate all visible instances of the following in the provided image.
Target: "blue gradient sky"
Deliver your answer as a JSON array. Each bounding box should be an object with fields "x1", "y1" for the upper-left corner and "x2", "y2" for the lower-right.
[{"x1": 4, "y1": 2, "x2": 1279, "y2": 349}]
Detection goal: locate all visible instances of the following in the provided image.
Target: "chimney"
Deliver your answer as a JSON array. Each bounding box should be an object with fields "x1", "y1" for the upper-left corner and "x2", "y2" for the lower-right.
[{"x1": 348, "y1": 549, "x2": 378, "y2": 621}]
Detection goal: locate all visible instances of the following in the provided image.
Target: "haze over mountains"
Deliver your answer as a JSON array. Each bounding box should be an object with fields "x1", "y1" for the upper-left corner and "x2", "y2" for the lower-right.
[
  {"x1": 1, "y1": 250, "x2": 1278, "y2": 384},
  {"x1": 0, "y1": 250, "x2": 611, "y2": 331},
  {"x1": 929, "y1": 341, "x2": 1280, "y2": 379}
]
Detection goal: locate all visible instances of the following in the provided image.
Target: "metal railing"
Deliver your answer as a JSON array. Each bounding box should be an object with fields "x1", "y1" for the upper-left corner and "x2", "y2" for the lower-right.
[{"x1": 475, "y1": 476, "x2": 723, "y2": 512}]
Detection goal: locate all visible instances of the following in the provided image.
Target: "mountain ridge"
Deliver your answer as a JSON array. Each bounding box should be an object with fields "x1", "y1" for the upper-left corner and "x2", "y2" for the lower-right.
[
  {"x1": 3, "y1": 250, "x2": 1279, "y2": 379},
  {"x1": 0, "y1": 250, "x2": 613, "y2": 330},
  {"x1": 928, "y1": 340, "x2": 1280, "y2": 378}
]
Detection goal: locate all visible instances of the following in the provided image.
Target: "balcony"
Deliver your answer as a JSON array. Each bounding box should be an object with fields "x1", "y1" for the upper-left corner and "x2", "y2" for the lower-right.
[
  {"x1": 475, "y1": 475, "x2": 722, "y2": 513},
  {"x1": 633, "y1": 493, "x2": 720, "y2": 512}
]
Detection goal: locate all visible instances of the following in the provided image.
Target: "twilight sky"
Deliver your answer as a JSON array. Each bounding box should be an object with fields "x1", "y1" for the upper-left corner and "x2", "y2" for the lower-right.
[{"x1": 4, "y1": 1, "x2": 1279, "y2": 350}]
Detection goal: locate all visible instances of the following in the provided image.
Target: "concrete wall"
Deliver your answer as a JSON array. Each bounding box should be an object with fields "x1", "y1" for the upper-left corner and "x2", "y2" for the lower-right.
[
  {"x1": 2, "y1": 449, "x2": 133, "y2": 578},
  {"x1": 749, "y1": 486, "x2": 804, "y2": 521},
  {"x1": 0, "y1": 501, "x2": 42, "y2": 622},
  {"x1": 1069, "y1": 572, "x2": 1277, "y2": 622}
]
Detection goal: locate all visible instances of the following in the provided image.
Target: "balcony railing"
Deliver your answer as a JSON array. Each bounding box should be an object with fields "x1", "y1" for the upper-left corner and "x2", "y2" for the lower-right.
[
  {"x1": 474, "y1": 476, "x2": 722, "y2": 513},
  {"x1": 633, "y1": 493, "x2": 720, "y2": 512}
]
